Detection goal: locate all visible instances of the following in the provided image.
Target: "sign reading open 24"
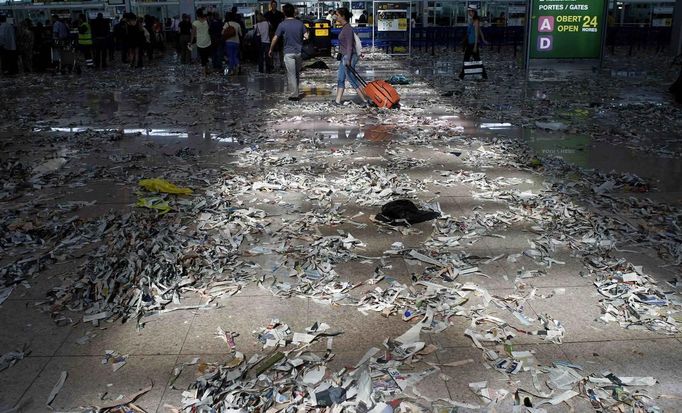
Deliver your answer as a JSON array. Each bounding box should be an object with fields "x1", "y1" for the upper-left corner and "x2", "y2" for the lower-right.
[{"x1": 529, "y1": 0, "x2": 605, "y2": 59}]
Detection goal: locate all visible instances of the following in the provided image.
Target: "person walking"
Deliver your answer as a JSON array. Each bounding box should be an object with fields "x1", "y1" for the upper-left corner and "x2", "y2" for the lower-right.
[
  {"x1": 254, "y1": 12, "x2": 271, "y2": 73},
  {"x1": 91, "y1": 13, "x2": 108, "y2": 69},
  {"x1": 192, "y1": 8, "x2": 211, "y2": 75},
  {"x1": 269, "y1": 3, "x2": 306, "y2": 101},
  {"x1": 126, "y1": 14, "x2": 142, "y2": 68},
  {"x1": 264, "y1": 0, "x2": 285, "y2": 71},
  {"x1": 459, "y1": 6, "x2": 487, "y2": 80},
  {"x1": 334, "y1": 8, "x2": 368, "y2": 105},
  {"x1": 222, "y1": 12, "x2": 241, "y2": 75},
  {"x1": 208, "y1": 12, "x2": 223, "y2": 72},
  {"x1": 178, "y1": 14, "x2": 192, "y2": 64},
  {"x1": 0, "y1": 14, "x2": 18, "y2": 76}
]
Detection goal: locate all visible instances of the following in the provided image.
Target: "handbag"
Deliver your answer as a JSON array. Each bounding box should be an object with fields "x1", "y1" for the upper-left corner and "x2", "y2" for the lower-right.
[
  {"x1": 353, "y1": 32, "x2": 362, "y2": 55},
  {"x1": 222, "y1": 24, "x2": 236, "y2": 41},
  {"x1": 463, "y1": 60, "x2": 484, "y2": 78}
]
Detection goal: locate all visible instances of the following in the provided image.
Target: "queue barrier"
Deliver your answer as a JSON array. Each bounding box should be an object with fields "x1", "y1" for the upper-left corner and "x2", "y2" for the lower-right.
[{"x1": 329, "y1": 25, "x2": 672, "y2": 56}]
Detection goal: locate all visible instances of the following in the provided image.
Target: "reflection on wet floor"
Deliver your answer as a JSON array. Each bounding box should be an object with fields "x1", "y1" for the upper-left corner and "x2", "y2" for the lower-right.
[
  {"x1": 36, "y1": 126, "x2": 238, "y2": 144},
  {"x1": 316, "y1": 124, "x2": 397, "y2": 142},
  {"x1": 524, "y1": 129, "x2": 682, "y2": 193},
  {"x1": 300, "y1": 85, "x2": 332, "y2": 96}
]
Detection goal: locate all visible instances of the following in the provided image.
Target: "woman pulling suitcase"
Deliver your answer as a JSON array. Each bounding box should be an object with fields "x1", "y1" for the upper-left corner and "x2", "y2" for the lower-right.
[{"x1": 334, "y1": 7, "x2": 369, "y2": 106}]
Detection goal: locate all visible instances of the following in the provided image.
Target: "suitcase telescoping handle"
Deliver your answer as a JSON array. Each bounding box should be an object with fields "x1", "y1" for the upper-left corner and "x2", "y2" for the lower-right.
[{"x1": 346, "y1": 64, "x2": 368, "y2": 88}]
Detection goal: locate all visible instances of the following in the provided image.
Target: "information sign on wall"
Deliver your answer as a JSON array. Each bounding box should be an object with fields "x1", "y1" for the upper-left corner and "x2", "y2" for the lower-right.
[
  {"x1": 376, "y1": 3, "x2": 408, "y2": 32},
  {"x1": 529, "y1": 0, "x2": 606, "y2": 59}
]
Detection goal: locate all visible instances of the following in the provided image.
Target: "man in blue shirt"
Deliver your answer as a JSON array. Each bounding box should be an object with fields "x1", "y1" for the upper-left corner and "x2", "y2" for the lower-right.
[
  {"x1": 269, "y1": 3, "x2": 307, "y2": 101},
  {"x1": 51, "y1": 15, "x2": 69, "y2": 41}
]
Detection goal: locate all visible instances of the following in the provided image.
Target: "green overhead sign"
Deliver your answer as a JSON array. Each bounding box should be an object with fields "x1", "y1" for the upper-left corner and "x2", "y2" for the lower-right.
[{"x1": 529, "y1": 0, "x2": 606, "y2": 59}]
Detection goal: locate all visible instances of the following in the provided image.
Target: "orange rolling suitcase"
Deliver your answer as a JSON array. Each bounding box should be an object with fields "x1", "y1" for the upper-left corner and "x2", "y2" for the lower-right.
[{"x1": 346, "y1": 64, "x2": 400, "y2": 109}]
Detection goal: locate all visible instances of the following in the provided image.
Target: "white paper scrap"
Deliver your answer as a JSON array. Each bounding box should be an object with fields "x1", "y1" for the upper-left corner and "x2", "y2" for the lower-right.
[{"x1": 46, "y1": 371, "x2": 68, "y2": 406}]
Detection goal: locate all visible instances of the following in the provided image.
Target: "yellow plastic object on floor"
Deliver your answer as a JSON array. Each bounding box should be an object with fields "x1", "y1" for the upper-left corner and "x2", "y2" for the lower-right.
[
  {"x1": 138, "y1": 178, "x2": 193, "y2": 195},
  {"x1": 135, "y1": 197, "x2": 172, "y2": 214}
]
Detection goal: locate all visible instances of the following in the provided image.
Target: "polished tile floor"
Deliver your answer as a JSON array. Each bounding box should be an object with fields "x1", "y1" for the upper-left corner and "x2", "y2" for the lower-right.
[{"x1": 1, "y1": 48, "x2": 681, "y2": 412}]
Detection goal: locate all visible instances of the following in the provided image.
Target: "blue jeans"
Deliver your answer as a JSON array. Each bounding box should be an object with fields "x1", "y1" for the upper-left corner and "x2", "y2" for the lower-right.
[
  {"x1": 224, "y1": 41, "x2": 240, "y2": 70},
  {"x1": 337, "y1": 53, "x2": 360, "y2": 89}
]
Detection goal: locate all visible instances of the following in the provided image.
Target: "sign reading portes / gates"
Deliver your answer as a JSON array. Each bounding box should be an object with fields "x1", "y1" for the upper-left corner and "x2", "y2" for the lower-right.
[{"x1": 529, "y1": 0, "x2": 606, "y2": 59}]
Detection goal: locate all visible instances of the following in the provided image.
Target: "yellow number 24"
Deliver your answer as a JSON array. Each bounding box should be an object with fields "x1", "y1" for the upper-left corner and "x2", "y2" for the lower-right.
[{"x1": 582, "y1": 15, "x2": 598, "y2": 28}]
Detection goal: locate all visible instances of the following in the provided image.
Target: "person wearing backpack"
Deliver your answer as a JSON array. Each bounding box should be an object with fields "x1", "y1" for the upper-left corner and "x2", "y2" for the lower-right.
[
  {"x1": 222, "y1": 12, "x2": 241, "y2": 75},
  {"x1": 334, "y1": 7, "x2": 368, "y2": 105}
]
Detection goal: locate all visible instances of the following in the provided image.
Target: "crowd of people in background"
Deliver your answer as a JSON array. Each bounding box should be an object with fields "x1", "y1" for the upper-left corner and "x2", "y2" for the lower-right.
[
  {"x1": 0, "y1": 2, "x2": 377, "y2": 105},
  {"x1": 0, "y1": 0, "x2": 311, "y2": 77},
  {"x1": 0, "y1": 1, "x2": 489, "y2": 97},
  {"x1": 0, "y1": 0, "x2": 371, "y2": 78},
  {"x1": 0, "y1": 10, "x2": 170, "y2": 75}
]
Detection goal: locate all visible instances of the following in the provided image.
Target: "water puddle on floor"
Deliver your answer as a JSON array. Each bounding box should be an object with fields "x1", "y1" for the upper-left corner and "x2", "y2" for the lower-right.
[
  {"x1": 300, "y1": 86, "x2": 332, "y2": 96},
  {"x1": 35, "y1": 126, "x2": 239, "y2": 144},
  {"x1": 316, "y1": 124, "x2": 399, "y2": 142},
  {"x1": 524, "y1": 129, "x2": 682, "y2": 192}
]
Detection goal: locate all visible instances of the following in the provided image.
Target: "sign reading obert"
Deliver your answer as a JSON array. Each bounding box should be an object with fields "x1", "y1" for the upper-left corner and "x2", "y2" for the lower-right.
[{"x1": 529, "y1": 0, "x2": 605, "y2": 59}]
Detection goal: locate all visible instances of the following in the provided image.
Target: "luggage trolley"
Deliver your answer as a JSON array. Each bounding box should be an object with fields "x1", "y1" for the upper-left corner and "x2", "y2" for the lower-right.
[{"x1": 51, "y1": 38, "x2": 82, "y2": 75}]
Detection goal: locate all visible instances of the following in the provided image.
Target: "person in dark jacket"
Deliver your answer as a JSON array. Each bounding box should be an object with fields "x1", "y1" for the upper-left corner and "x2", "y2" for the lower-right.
[
  {"x1": 178, "y1": 14, "x2": 191, "y2": 64},
  {"x1": 113, "y1": 15, "x2": 129, "y2": 63},
  {"x1": 91, "y1": 13, "x2": 109, "y2": 68},
  {"x1": 32, "y1": 21, "x2": 49, "y2": 72},
  {"x1": 208, "y1": 12, "x2": 223, "y2": 72}
]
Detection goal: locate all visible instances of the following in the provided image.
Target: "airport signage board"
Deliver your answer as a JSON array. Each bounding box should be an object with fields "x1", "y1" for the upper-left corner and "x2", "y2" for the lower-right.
[
  {"x1": 376, "y1": 3, "x2": 408, "y2": 32},
  {"x1": 528, "y1": 0, "x2": 606, "y2": 59}
]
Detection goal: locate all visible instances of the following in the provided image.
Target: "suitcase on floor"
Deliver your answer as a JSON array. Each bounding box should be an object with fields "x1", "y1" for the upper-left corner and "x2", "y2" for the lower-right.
[{"x1": 346, "y1": 64, "x2": 400, "y2": 109}]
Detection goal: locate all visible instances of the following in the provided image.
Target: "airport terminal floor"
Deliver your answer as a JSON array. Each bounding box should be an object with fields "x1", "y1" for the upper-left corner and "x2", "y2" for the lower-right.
[{"x1": 1, "y1": 43, "x2": 682, "y2": 412}]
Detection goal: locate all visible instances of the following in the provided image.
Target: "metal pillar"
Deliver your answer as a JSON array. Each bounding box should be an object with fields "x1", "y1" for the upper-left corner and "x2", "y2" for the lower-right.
[{"x1": 672, "y1": 0, "x2": 682, "y2": 56}]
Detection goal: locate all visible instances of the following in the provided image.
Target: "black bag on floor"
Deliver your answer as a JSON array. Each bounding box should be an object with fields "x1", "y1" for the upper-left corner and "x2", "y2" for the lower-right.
[
  {"x1": 301, "y1": 43, "x2": 316, "y2": 60},
  {"x1": 375, "y1": 199, "x2": 440, "y2": 226},
  {"x1": 463, "y1": 60, "x2": 485, "y2": 79}
]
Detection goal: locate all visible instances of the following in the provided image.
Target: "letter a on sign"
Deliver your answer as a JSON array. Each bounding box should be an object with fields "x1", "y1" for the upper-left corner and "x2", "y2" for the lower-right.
[
  {"x1": 537, "y1": 35, "x2": 553, "y2": 51},
  {"x1": 538, "y1": 16, "x2": 554, "y2": 32}
]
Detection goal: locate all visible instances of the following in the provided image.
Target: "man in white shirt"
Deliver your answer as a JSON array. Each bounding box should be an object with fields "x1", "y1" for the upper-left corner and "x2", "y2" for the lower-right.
[{"x1": 191, "y1": 8, "x2": 212, "y2": 75}]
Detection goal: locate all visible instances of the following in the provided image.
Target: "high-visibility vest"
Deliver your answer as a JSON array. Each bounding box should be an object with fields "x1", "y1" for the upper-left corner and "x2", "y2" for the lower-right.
[{"x1": 78, "y1": 22, "x2": 93, "y2": 45}]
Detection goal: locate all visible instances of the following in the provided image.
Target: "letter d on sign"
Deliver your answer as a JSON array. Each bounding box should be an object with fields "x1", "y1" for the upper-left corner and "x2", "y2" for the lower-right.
[{"x1": 537, "y1": 35, "x2": 553, "y2": 51}]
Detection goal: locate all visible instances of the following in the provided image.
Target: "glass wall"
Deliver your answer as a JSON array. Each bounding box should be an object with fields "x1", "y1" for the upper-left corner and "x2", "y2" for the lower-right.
[{"x1": 0, "y1": 0, "x2": 675, "y2": 27}]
